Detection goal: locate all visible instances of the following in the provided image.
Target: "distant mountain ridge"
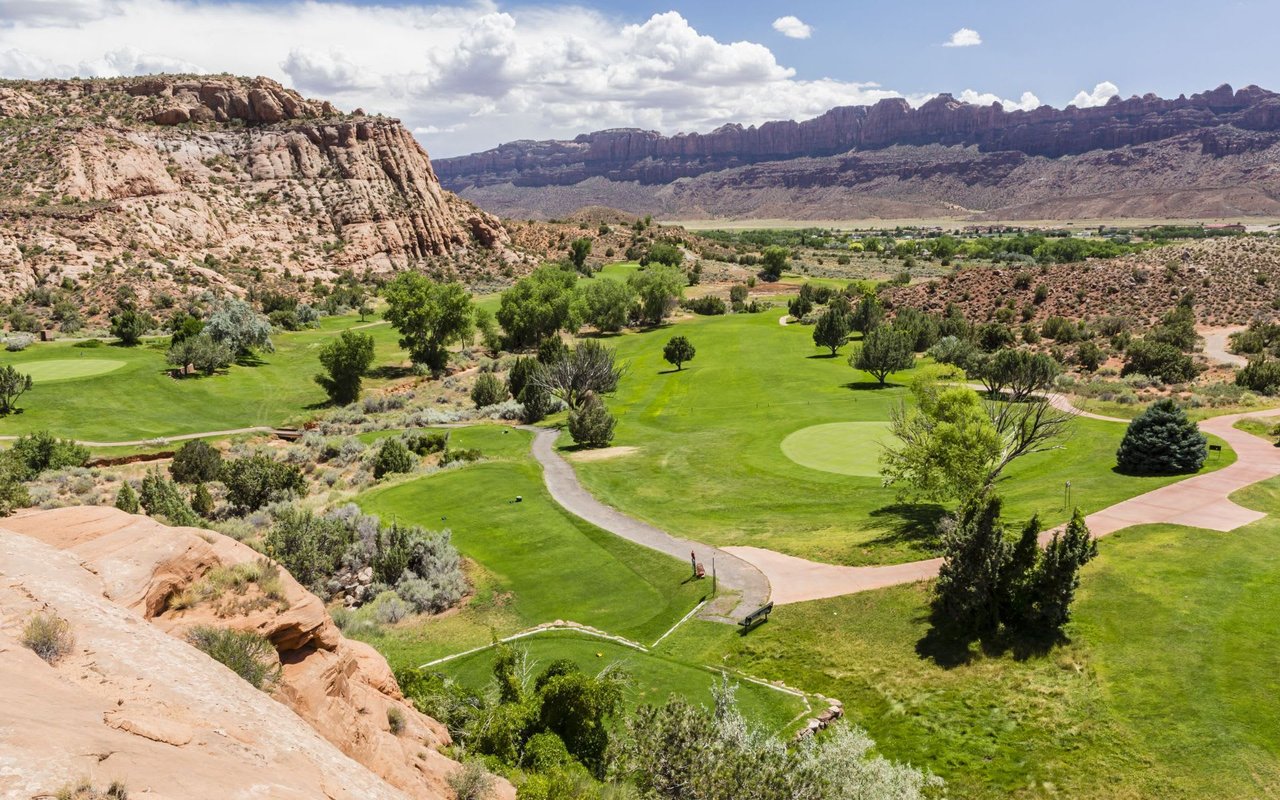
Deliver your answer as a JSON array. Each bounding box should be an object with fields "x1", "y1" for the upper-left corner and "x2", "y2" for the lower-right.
[{"x1": 435, "y1": 84, "x2": 1280, "y2": 221}]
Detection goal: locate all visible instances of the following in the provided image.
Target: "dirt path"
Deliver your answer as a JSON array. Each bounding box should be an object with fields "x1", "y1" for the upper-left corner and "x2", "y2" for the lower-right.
[
  {"x1": 0, "y1": 426, "x2": 277, "y2": 448},
  {"x1": 1202, "y1": 326, "x2": 1247, "y2": 368},
  {"x1": 522, "y1": 426, "x2": 771, "y2": 620},
  {"x1": 728, "y1": 403, "x2": 1280, "y2": 605}
]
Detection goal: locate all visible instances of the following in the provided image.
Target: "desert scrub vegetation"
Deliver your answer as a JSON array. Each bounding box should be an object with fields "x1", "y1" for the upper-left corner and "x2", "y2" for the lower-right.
[
  {"x1": 263, "y1": 504, "x2": 467, "y2": 614},
  {"x1": 186, "y1": 625, "x2": 280, "y2": 690},
  {"x1": 53, "y1": 779, "x2": 129, "y2": 800},
  {"x1": 21, "y1": 612, "x2": 75, "y2": 664},
  {"x1": 168, "y1": 559, "x2": 288, "y2": 615}
]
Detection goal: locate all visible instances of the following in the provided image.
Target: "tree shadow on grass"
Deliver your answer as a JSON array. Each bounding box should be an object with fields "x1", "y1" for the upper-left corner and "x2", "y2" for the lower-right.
[
  {"x1": 843, "y1": 380, "x2": 899, "y2": 391},
  {"x1": 807, "y1": 353, "x2": 842, "y2": 359},
  {"x1": 657, "y1": 368, "x2": 688, "y2": 375},
  {"x1": 916, "y1": 608, "x2": 1070, "y2": 669},
  {"x1": 367, "y1": 364, "x2": 416, "y2": 381},
  {"x1": 865, "y1": 503, "x2": 947, "y2": 551},
  {"x1": 235, "y1": 351, "x2": 267, "y2": 368}
]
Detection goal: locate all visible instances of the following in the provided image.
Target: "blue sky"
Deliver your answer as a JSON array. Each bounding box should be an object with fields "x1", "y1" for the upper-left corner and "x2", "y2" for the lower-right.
[{"x1": 1, "y1": 0, "x2": 1275, "y2": 156}]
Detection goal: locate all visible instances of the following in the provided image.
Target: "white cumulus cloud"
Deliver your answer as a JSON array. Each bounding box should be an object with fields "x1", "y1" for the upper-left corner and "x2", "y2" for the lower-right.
[
  {"x1": 1070, "y1": 81, "x2": 1120, "y2": 108},
  {"x1": 772, "y1": 15, "x2": 812, "y2": 39},
  {"x1": 0, "y1": 0, "x2": 1107, "y2": 158},
  {"x1": 958, "y1": 89, "x2": 1041, "y2": 111},
  {"x1": 943, "y1": 28, "x2": 982, "y2": 47}
]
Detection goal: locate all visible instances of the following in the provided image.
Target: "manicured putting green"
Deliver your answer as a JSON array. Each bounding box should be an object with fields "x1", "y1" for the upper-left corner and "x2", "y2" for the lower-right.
[
  {"x1": 14, "y1": 359, "x2": 126, "y2": 382},
  {"x1": 780, "y1": 421, "x2": 894, "y2": 477}
]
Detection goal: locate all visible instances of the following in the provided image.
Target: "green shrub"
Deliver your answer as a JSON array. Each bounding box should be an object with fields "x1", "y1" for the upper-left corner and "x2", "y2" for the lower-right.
[
  {"x1": 221, "y1": 454, "x2": 305, "y2": 512},
  {"x1": 21, "y1": 613, "x2": 74, "y2": 664},
  {"x1": 568, "y1": 395, "x2": 615, "y2": 448},
  {"x1": 262, "y1": 506, "x2": 357, "y2": 589},
  {"x1": 187, "y1": 626, "x2": 280, "y2": 690},
  {"x1": 169, "y1": 439, "x2": 223, "y2": 484},
  {"x1": 114, "y1": 482, "x2": 139, "y2": 513},
  {"x1": 448, "y1": 761, "x2": 496, "y2": 800},
  {"x1": 403, "y1": 431, "x2": 449, "y2": 456},
  {"x1": 139, "y1": 468, "x2": 202, "y2": 527},
  {"x1": 190, "y1": 483, "x2": 214, "y2": 517},
  {"x1": 471, "y1": 372, "x2": 508, "y2": 408},
  {"x1": 9, "y1": 431, "x2": 89, "y2": 479},
  {"x1": 71, "y1": 338, "x2": 104, "y2": 349},
  {"x1": 1116, "y1": 398, "x2": 1207, "y2": 475},
  {"x1": 374, "y1": 437, "x2": 417, "y2": 479},
  {"x1": 1236, "y1": 357, "x2": 1280, "y2": 395},
  {"x1": 1122, "y1": 339, "x2": 1200, "y2": 384}
]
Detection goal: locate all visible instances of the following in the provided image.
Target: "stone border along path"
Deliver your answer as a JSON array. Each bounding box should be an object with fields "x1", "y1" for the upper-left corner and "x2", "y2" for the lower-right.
[{"x1": 522, "y1": 425, "x2": 772, "y2": 622}]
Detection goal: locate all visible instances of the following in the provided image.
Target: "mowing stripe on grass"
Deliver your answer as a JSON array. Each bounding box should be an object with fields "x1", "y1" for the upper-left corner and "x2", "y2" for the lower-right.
[{"x1": 651, "y1": 599, "x2": 708, "y2": 648}]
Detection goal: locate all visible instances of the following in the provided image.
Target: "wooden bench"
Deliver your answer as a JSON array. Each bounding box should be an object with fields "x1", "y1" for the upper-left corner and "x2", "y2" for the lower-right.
[{"x1": 738, "y1": 602, "x2": 774, "y2": 630}]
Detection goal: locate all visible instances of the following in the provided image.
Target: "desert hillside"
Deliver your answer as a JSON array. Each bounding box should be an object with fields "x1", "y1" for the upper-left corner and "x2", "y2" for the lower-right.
[
  {"x1": 0, "y1": 505, "x2": 512, "y2": 800},
  {"x1": 436, "y1": 84, "x2": 1280, "y2": 221},
  {"x1": 0, "y1": 75, "x2": 522, "y2": 303}
]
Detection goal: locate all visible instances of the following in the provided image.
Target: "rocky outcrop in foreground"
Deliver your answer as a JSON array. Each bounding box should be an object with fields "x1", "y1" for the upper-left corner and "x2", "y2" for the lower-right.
[
  {"x1": 437, "y1": 84, "x2": 1280, "y2": 221},
  {"x1": 0, "y1": 506, "x2": 512, "y2": 800},
  {"x1": 0, "y1": 75, "x2": 518, "y2": 301}
]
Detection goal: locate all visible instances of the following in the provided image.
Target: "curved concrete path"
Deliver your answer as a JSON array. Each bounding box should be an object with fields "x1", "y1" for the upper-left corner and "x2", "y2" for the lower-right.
[
  {"x1": 521, "y1": 426, "x2": 771, "y2": 620},
  {"x1": 727, "y1": 404, "x2": 1280, "y2": 605}
]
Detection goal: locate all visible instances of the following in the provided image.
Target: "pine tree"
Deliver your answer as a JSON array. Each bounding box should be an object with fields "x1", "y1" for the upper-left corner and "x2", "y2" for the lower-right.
[
  {"x1": 933, "y1": 493, "x2": 1011, "y2": 636},
  {"x1": 190, "y1": 482, "x2": 214, "y2": 518},
  {"x1": 1116, "y1": 398, "x2": 1207, "y2": 474},
  {"x1": 114, "y1": 481, "x2": 139, "y2": 514},
  {"x1": 1024, "y1": 509, "x2": 1097, "y2": 632}
]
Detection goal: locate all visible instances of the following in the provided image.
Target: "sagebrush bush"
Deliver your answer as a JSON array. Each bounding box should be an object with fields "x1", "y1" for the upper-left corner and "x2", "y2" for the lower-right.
[
  {"x1": 21, "y1": 613, "x2": 74, "y2": 664},
  {"x1": 187, "y1": 626, "x2": 280, "y2": 690},
  {"x1": 447, "y1": 761, "x2": 496, "y2": 800}
]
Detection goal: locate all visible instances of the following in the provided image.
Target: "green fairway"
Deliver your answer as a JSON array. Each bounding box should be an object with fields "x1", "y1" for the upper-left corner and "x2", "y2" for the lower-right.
[
  {"x1": 355, "y1": 427, "x2": 708, "y2": 661},
  {"x1": 434, "y1": 630, "x2": 808, "y2": 734},
  {"x1": 781, "y1": 420, "x2": 894, "y2": 476},
  {"x1": 664, "y1": 477, "x2": 1280, "y2": 797},
  {"x1": 0, "y1": 316, "x2": 406, "y2": 441},
  {"x1": 15, "y1": 358, "x2": 126, "y2": 382},
  {"x1": 568, "y1": 309, "x2": 1235, "y2": 565}
]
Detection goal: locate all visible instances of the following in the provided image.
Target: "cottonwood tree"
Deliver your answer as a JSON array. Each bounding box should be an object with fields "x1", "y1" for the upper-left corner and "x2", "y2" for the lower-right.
[
  {"x1": 882, "y1": 382, "x2": 1071, "y2": 504},
  {"x1": 497, "y1": 266, "x2": 579, "y2": 348},
  {"x1": 760, "y1": 245, "x2": 788, "y2": 281},
  {"x1": 316, "y1": 330, "x2": 376, "y2": 405},
  {"x1": 851, "y1": 327, "x2": 914, "y2": 385},
  {"x1": 663, "y1": 335, "x2": 696, "y2": 370},
  {"x1": 0, "y1": 365, "x2": 32, "y2": 414},
  {"x1": 628, "y1": 264, "x2": 685, "y2": 325},
  {"x1": 568, "y1": 237, "x2": 592, "y2": 273},
  {"x1": 574, "y1": 278, "x2": 635, "y2": 333},
  {"x1": 531, "y1": 340, "x2": 624, "y2": 411},
  {"x1": 383, "y1": 273, "x2": 475, "y2": 375}
]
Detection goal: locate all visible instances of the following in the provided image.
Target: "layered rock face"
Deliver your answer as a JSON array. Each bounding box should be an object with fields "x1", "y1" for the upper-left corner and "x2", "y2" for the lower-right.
[
  {"x1": 437, "y1": 84, "x2": 1280, "y2": 220},
  {"x1": 0, "y1": 75, "x2": 513, "y2": 299},
  {"x1": 0, "y1": 506, "x2": 513, "y2": 800}
]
